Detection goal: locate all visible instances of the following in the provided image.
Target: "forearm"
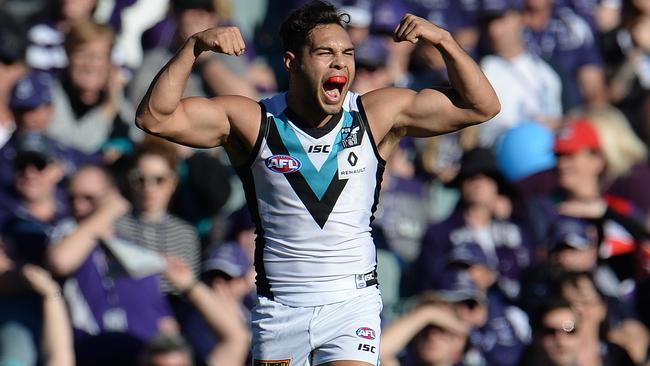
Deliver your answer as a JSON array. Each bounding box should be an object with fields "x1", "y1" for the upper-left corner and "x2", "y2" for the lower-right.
[
  {"x1": 136, "y1": 37, "x2": 199, "y2": 129},
  {"x1": 48, "y1": 214, "x2": 112, "y2": 276},
  {"x1": 436, "y1": 32, "x2": 500, "y2": 119},
  {"x1": 41, "y1": 292, "x2": 75, "y2": 366},
  {"x1": 186, "y1": 284, "x2": 250, "y2": 364},
  {"x1": 380, "y1": 307, "x2": 433, "y2": 357}
]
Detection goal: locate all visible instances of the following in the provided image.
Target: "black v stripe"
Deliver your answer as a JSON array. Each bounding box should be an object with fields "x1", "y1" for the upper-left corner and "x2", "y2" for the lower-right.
[{"x1": 266, "y1": 119, "x2": 348, "y2": 228}]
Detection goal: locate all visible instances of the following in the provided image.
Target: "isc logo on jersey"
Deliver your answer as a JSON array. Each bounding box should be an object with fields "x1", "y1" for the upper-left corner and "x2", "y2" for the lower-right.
[
  {"x1": 265, "y1": 155, "x2": 301, "y2": 173},
  {"x1": 356, "y1": 327, "x2": 376, "y2": 340}
]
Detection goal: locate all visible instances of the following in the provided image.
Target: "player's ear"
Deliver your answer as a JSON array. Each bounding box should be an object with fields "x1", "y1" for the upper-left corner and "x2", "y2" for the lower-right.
[{"x1": 283, "y1": 51, "x2": 296, "y2": 72}]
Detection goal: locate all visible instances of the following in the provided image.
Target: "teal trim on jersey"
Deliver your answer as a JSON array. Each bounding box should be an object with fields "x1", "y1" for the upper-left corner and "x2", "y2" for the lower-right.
[{"x1": 273, "y1": 112, "x2": 353, "y2": 199}]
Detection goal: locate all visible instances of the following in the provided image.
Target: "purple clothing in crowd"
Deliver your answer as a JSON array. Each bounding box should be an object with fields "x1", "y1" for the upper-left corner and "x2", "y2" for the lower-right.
[
  {"x1": 69, "y1": 246, "x2": 172, "y2": 342},
  {"x1": 522, "y1": 4, "x2": 603, "y2": 110},
  {"x1": 416, "y1": 208, "x2": 533, "y2": 299}
]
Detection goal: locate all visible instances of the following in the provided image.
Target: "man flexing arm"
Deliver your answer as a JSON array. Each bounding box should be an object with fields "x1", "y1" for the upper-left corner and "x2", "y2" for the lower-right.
[
  {"x1": 362, "y1": 14, "x2": 500, "y2": 159},
  {"x1": 135, "y1": 27, "x2": 260, "y2": 163}
]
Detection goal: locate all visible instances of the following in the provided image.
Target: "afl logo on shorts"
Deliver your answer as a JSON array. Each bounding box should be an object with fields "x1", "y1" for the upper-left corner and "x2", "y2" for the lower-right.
[
  {"x1": 265, "y1": 155, "x2": 301, "y2": 173},
  {"x1": 356, "y1": 327, "x2": 376, "y2": 340}
]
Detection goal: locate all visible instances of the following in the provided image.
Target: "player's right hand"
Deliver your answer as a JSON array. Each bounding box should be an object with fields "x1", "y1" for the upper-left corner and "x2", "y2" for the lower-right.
[{"x1": 193, "y1": 27, "x2": 246, "y2": 56}]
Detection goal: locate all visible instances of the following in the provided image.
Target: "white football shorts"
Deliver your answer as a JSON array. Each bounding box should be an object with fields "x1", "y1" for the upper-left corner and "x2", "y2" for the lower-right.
[{"x1": 251, "y1": 288, "x2": 382, "y2": 366}]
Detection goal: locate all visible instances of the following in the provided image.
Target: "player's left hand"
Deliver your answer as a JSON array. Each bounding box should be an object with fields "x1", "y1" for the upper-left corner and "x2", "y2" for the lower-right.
[{"x1": 393, "y1": 14, "x2": 449, "y2": 46}]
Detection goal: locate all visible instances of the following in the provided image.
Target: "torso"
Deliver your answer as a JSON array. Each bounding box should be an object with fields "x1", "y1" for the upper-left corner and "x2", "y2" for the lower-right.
[{"x1": 236, "y1": 91, "x2": 384, "y2": 306}]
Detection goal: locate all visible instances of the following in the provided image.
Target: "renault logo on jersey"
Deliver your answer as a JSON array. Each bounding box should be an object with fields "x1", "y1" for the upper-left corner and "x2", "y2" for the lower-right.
[{"x1": 265, "y1": 155, "x2": 302, "y2": 174}]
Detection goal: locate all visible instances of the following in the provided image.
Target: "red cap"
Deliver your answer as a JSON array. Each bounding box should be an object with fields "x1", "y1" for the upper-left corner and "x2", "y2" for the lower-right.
[{"x1": 554, "y1": 119, "x2": 601, "y2": 155}]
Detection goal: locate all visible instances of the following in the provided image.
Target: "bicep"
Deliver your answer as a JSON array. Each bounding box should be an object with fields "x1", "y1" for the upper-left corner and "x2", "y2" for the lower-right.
[
  {"x1": 364, "y1": 87, "x2": 487, "y2": 143},
  {"x1": 155, "y1": 96, "x2": 259, "y2": 149},
  {"x1": 397, "y1": 87, "x2": 481, "y2": 137}
]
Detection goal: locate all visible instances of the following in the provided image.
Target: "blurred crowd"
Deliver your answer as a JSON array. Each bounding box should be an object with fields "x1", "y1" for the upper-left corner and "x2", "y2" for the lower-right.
[{"x1": 1, "y1": 0, "x2": 650, "y2": 365}]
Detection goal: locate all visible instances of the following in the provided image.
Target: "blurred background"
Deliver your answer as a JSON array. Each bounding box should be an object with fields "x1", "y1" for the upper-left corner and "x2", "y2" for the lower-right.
[{"x1": 2, "y1": 0, "x2": 650, "y2": 365}]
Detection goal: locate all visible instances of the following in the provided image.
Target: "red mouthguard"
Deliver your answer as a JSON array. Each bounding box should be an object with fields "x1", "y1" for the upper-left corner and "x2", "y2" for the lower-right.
[{"x1": 327, "y1": 76, "x2": 347, "y2": 84}]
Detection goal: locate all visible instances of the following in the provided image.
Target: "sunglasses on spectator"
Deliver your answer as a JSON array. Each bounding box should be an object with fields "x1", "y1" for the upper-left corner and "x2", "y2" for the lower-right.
[
  {"x1": 459, "y1": 299, "x2": 481, "y2": 310},
  {"x1": 129, "y1": 172, "x2": 173, "y2": 188},
  {"x1": 14, "y1": 156, "x2": 49, "y2": 172},
  {"x1": 540, "y1": 322, "x2": 577, "y2": 337}
]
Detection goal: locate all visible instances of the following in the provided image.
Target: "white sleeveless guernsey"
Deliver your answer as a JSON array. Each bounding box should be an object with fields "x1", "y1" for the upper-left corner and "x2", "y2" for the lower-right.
[{"x1": 236, "y1": 91, "x2": 385, "y2": 307}]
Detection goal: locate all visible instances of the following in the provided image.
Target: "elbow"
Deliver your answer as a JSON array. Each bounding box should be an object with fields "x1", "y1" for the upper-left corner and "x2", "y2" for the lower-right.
[
  {"x1": 472, "y1": 98, "x2": 500, "y2": 125},
  {"x1": 482, "y1": 97, "x2": 501, "y2": 122},
  {"x1": 135, "y1": 100, "x2": 167, "y2": 135},
  {"x1": 135, "y1": 110, "x2": 166, "y2": 136},
  {"x1": 47, "y1": 254, "x2": 72, "y2": 278}
]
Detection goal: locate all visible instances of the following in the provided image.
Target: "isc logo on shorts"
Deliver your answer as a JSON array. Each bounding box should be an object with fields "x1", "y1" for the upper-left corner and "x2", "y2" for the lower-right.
[
  {"x1": 356, "y1": 327, "x2": 376, "y2": 340},
  {"x1": 265, "y1": 155, "x2": 301, "y2": 173},
  {"x1": 254, "y1": 359, "x2": 291, "y2": 366}
]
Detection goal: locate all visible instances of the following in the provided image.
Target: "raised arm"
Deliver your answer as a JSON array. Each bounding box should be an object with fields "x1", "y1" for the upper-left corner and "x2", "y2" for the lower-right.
[
  {"x1": 362, "y1": 14, "x2": 500, "y2": 152},
  {"x1": 21, "y1": 265, "x2": 75, "y2": 366},
  {"x1": 165, "y1": 257, "x2": 250, "y2": 366},
  {"x1": 47, "y1": 190, "x2": 129, "y2": 277},
  {"x1": 135, "y1": 27, "x2": 261, "y2": 149}
]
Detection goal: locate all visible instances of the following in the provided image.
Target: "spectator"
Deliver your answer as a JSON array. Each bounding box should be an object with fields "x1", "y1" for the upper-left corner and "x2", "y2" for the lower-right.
[
  {"x1": 524, "y1": 119, "x2": 650, "y2": 282},
  {"x1": 48, "y1": 19, "x2": 140, "y2": 156},
  {"x1": 415, "y1": 148, "x2": 532, "y2": 300},
  {"x1": 115, "y1": 140, "x2": 201, "y2": 295},
  {"x1": 165, "y1": 138, "x2": 233, "y2": 241},
  {"x1": 519, "y1": 216, "x2": 632, "y2": 315},
  {"x1": 600, "y1": 0, "x2": 650, "y2": 142},
  {"x1": 25, "y1": 0, "x2": 98, "y2": 73},
  {"x1": 558, "y1": 273, "x2": 645, "y2": 365},
  {"x1": 517, "y1": 297, "x2": 585, "y2": 366},
  {"x1": 577, "y1": 106, "x2": 650, "y2": 221},
  {"x1": 0, "y1": 71, "x2": 99, "y2": 189},
  {"x1": 521, "y1": 0, "x2": 609, "y2": 110},
  {"x1": 140, "y1": 333, "x2": 194, "y2": 366},
  {"x1": 379, "y1": 292, "x2": 470, "y2": 366},
  {"x1": 479, "y1": 0, "x2": 563, "y2": 146},
  {"x1": 165, "y1": 252, "x2": 251, "y2": 366},
  {"x1": 0, "y1": 133, "x2": 69, "y2": 266},
  {"x1": 436, "y1": 269, "x2": 530, "y2": 366},
  {"x1": 350, "y1": 35, "x2": 393, "y2": 95},
  {"x1": 47, "y1": 164, "x2": 177, "y2": 366}
]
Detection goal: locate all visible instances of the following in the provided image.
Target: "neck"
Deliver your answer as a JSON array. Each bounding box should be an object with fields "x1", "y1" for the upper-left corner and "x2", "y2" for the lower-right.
[
  {"x1": 79, "y1": 90, "x2": 101, "y2": 105},
  {"x1": 464, "y1": 204, "x2": 492, "y2": 228},
  {"x1": 286, "y1": 90, "x2": 332, "y2": 128},
  {"x1": 26, "y1": 196, "x2": 57, "y2": 222},
  {"x1": 139, "y1": 210, "x2": 166, "y2": 222},
  {"x1": 498, "y1": 43, "x2": 525, "y2": 60},
  {"x1": 567, "y1": 180, "x2": 601, "y2": 201}
]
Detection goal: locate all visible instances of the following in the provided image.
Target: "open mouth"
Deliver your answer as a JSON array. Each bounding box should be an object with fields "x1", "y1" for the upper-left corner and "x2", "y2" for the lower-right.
[{"x1": 323, "y1": 75, "x2": 347, "y2": 103}]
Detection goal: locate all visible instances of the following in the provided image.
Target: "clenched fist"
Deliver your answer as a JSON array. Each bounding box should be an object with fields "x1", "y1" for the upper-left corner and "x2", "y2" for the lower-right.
[
  {"x1": 192, "y1": 26, "x2": 246, "y2": 56},
  {"x1": 393, "y1": 14, "x2": 449, "y2": 46}
]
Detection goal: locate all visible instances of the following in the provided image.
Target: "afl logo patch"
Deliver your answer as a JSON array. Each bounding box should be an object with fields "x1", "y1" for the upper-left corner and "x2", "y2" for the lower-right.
[
  {"x1": 265, "y1": 155, "x2": 301, "y2": 173},
  {"x1": 356, "y1": 327, "x2": 376, "y2": 340}
]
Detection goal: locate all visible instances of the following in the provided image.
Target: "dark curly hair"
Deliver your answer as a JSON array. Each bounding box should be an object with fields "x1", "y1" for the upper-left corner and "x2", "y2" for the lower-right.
[{"x1": 279, "y1": 0, "x2": 349, "y2": 55}]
